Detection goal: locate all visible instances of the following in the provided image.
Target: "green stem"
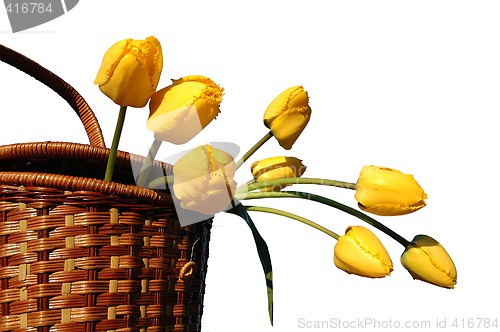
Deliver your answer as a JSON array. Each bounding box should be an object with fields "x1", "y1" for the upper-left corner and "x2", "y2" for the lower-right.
[
  {"x1": 236, "y1": 177, "x2": 356, "y2": 194},
  {"x1": 235, "y1": 191, "x2": 410, "y2": 247},
  {"x1": 104, "y1": 106, "x2": 127, "y2": 182},
  {"x1": 226, "y1": 202, "x2": 274, "y2": 325},
  {"x1": 148, "y1": 175, "x2": 175, "y2": 189},
  {"x1": 136, "y1": 138, "x2": 163, "y2": 187},
  {"x1": 245, "y1": 205, "x2": 339, "y2": 240},
  {"x1": 235, "y1": 131, "x2": 273, "y2": 170}
]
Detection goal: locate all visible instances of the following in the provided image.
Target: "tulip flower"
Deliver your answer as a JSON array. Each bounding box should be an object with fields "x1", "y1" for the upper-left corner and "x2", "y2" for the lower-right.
[
  {"x1": 250, "y1": 156, "x2": 306, "y2": 192},
  {"x1": 400, "y1": 235, "x2": 457, "y2": 288},
  {"x1": 147, "y1": 76, "x2": 224, "y2": 144},
  {"x1": 173, "y1": 144, "x2": 237, "y2": 215},
  {"x1": 264, "y1": 85, "x2": 311, "y2": 150},
  {"x1": 334, "y1": 226, "x2": 393, "y2": 278},
  {"x1": 355, "y1": 165, "x2": 427, "y2": 216},
  {"x1": 94, "y1": 36, "x2": 163, "y2": 107}
]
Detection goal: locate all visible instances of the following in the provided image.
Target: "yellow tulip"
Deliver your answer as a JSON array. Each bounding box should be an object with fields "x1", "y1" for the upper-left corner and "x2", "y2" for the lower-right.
[
  {"x1": 147, "y1": 76, "x2": 224, "y2": 144},
  {"x1": 264, "y1": 86, "x2": 311, "y2": 150},
  {"x1": 401, "y1": 235, "x2": 457, "y2": 288},
  {"x1": 94, "y1": 36, "x2": 163, "y2": 107},
  {"x1": 334, "y1": 226, "x2": 393, "y2": 278},
  {"x1": 355, "y1": 165, "x2": 427, "y2": 216},
  {"x1": 251, "y1": 156, "x2": 306, "y2": 192},
  {"x1": 173, "y1": 144, "x2": 237, "y2": 215}
]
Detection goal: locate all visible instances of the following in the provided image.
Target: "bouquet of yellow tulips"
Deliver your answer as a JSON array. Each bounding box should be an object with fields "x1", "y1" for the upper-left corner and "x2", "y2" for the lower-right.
[{"x1": 94, "y1": 35, "x2": 456, "y2": 325}]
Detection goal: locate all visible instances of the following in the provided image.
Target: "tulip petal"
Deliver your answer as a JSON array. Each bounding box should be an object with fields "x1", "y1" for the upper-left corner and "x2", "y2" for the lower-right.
[
  {"x1": 173, "y1": 145, "x2": 237, "y2": 215},
  {"x1": 355, "y1": 166, "x2": 427, "y2": 216},
  {"x1": 94, "y1": 39, "x2": 130, "y2": 86},
  {"x1": 267, "y1": 109, "x2": 310, "y2": 150},
  {"x1": 147, "y1": 76, "x2": 223, "y2": 144},
  {"x1": 94, "y1": 36, "x2": 163, "y2": 107},
  {"x1": 147, "y1": 103, "x2": 203, "y2": 145},
  {"x1": 264, "y1": 86, "x2": 311, "y2": 150},
  {"x1": 334, "y1": 226, "x2": 393, "y2": 278},
  {"x1": 100, "y1": 54, "x2": 157, "y2": 107},
  {"x1": 401, "y1": 235, "x2": 457, "y2": 288},
  {"x1": 143, "y1": 36, "x2": 163, "y2": 86},
  {"x1": 251, "y1": 156, "x2": 306, "y2": 191}
]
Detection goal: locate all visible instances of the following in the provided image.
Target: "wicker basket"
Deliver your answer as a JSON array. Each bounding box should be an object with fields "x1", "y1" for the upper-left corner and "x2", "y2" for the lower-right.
[{"x1": 0, "y1": 45, "x2": 211, "y2": 332}]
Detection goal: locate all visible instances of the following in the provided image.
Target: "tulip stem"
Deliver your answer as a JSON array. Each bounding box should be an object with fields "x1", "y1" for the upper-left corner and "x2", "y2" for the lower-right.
[
  {"x1": 147, "y1": 175, "x2": 174, "y2": 189},
  {"x1": 244, "y1": 205, "x2": 339, "y2": 240},
  {"x1": 236, "y1": 177, "x2": 356, "y2": 194},
  {"x1": 235, "y1": 191, "x2": 410, "y2": 247},
  {"x1": 235, "y1": 131, "x2": 274, "y2": 170},
  {"x1": 136, "y1": 139, "x2": 163, "y2": 187},
  {"x1": 104, "y1": 106, "x2": 127, "y2": 182}
]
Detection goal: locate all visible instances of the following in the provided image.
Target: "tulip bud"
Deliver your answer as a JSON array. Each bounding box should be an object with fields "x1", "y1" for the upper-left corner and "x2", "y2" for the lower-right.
[
  {"x1": 173, "y1": 144, "x2": 237, "y2": 215},
  {"x1": 250, "y1": 156, "x2": 306, "y2": 192},
  {"x1": 400, "y1": 235, "x2": 457, "y2": 288},
  {"x1": 355, "y1": 165, "x2": 427, "y2": 216},
  {"x1": 94, "y1": 36, "x2": 163, "y2": 107},
  {"x1": 264, "y1": 86, "x2": 311, "y2": 150},
  {"x1": 334, "y1": 226, "x2": 393, "y2": 278},
  {"x1": 147, "y1": 76, "x2": 224, "y2": 144}
]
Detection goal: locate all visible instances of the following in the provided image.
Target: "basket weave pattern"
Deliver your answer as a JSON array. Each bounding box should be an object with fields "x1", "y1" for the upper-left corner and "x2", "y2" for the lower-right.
[
  {"x1": 0, "y1": 45, "x2": 211, "y2": 331},
  {"x1": 0, "y1": 187, "x2": 210, "y2": 331}
]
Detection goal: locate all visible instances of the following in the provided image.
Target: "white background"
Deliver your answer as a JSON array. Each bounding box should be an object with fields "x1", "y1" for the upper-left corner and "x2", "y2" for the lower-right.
[{"x1": 1, "y1": 1, "x2": 499, "y2": 331}]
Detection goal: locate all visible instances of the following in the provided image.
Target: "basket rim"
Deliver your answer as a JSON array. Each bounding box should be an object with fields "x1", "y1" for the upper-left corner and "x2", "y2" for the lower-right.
[{"x1": 0, "y1": 141, "x2": 172, "y2": 204}]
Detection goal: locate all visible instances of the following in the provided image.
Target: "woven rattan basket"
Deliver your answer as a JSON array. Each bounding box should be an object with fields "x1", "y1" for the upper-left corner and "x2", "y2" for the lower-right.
[{"x1": 0, "y1": 45, "x2": 211, "y2": 332}]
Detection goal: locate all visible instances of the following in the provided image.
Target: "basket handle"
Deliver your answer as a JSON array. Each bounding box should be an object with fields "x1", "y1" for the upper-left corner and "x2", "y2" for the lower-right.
[{"x1": 0, "y1": 44, "x2": 106, "y2": 148}]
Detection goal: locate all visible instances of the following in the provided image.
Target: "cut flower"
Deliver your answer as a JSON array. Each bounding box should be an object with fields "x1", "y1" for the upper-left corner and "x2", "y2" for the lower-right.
[
  {"x1": 173, "y1": 144, "x2": 237, "y2": 215},
  {"x1": 355, "y1": 165, "x2": 427, "y2": 216},
  {"x1": 334, "y1": 226, "x2": 393, "y2": 278},
  {"x1": 264, "y1": 86, "x2": 311, "y2": 150},
  {"x1": 401, "y1": 235, "x2": 457, "y2": 288},
  {"x1": 251, "y1": 156, "x2": 306, "y2": 192},
  {"x1": 94, "y1": 36, "x2": 163, "y2": 107},
  {"x1": 147, "y1": 75, "x2": 223, "y2": 144}
]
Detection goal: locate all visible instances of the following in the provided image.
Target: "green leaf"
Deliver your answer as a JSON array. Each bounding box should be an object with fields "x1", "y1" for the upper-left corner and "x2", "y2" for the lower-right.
[{"x1": 226, "y1": 201, "x2": 274, "y2": 325}]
